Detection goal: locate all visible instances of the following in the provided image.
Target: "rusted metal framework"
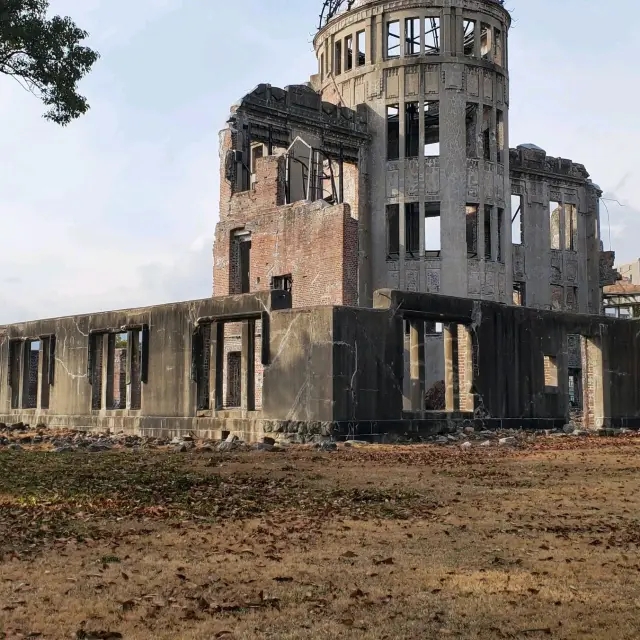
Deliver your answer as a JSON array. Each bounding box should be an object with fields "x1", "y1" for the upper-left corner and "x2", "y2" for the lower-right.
[{"x1": 319, "y1": 0, "x2": 356, "y2": 30}]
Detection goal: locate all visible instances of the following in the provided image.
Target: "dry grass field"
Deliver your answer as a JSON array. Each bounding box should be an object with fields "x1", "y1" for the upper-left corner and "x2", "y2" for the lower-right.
[{"x1": 2, "y1": 437, "x2": 640, "y2": 639}]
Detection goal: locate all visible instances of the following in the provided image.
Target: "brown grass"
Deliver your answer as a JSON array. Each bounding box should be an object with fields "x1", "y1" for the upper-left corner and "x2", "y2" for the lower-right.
[{"x1": 2, "y1": 438, "x2": 640, "y2": 639}]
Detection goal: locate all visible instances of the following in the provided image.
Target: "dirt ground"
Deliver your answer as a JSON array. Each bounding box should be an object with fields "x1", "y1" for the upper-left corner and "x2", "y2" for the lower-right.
[{"x1": 2, "y1": 437, "x2": 640, "y2": 639}]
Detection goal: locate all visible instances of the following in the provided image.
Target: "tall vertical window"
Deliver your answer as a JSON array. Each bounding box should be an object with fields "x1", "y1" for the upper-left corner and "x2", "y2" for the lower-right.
[
  {"x1": 405, "y1": 203, "x2": 420, "y2": 256},
  {"x1": 424, "y1": 101, "x2": 440, "y2": 156},
  {"x1": 549, "y1": 201, "x2": 562, "y2": 250},
  {"x1": 482, "y1": 106, "x2": 492, "y2": 161},
  {"x1": 335, "y1": 39, "x2": 342, "y2": 75},
  {"x1": 513, "y1": 282, "x2": 526, "y2": 306},
  {"x1": 345, "y1": 35, "x2": 353, "y2": 71},
  {"x1": 496, "y1": 110, "x2": 505, "y2": 164},
  {"x1": 387, "y1": 204, "x2": 400, "y2": 256},
  {"x1": 405, "y1": 102, "x2": 420, "y2": 158},
  {"x1": 497, "y1": 207, "x2": 504, "y2": 263},
  {"x1": 405, "y1": 18, "x2": 420, "y2": 55},
  {"x1": 357, "y1": 30, "x2": 366, "y2": 66},
  {"x1": 466, "y1": 103, "x2": 478, "y2": 158},
  {"x1": 565, "y1": 204, "x2": 577, "y2": 251},
  {"x1": 466, "y1": 205, "x2": 478, "y2": 257},
  {"x1": 480, "y1": 23, "x2": 492, "y2": 60},
  {"x1": 494, "y1": 28, "x2": 503, "y2": 66},
  {"x1": 387, "y1": 105, "x2": 400, "y2": 160},
  {"x1": 463, "y1": 19, "x2": 476, "y2": 56},
  {"x1": 484, "y1": 205, "x2": 493, "y2": 260},
  {"x1": 387, "y1": 21, "x2": 400, "y2": 58},
  {"x1": 511, "y1": 194, "x2": 523, "y2": 244},
  {"x1": 425, "y1": 203, "x2": 441, "y2": 255},
  {"x1": 425, "y1": 17, "x2": 441, "y2": 54}
]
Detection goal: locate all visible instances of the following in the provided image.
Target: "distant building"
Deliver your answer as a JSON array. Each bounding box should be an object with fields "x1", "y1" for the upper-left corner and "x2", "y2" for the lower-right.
[
  {"x1": 603, "y1": 281, "x2": 640, "y2": 319},
  {"x1": 617, "y1": 259, "x2": 640, "y2": 285}
]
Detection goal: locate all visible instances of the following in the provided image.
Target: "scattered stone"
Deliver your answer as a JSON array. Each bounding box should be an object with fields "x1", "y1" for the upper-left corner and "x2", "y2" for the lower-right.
[
  {"x1": 563, "y1": 424, "x2": 575, "y2": 434},
  {"x1": 262, "y1": 437, "x2": 276, "y2": 446},
  {"x1": 498, "y1": 437, "x2": 516, "y2": 446},
  {"x1": 225, "y1": 433, "x2": 239, "y2": 443},
  {"x1": 315, "y1": 441, "x2": 337, "y2": 451},
  {"x1": 54, "y1": 446, "x2": 76, "y2": 453},
  {"x1": 572, "y1": 429, "x2": 589, "y2": 437},
  {"x1": 460, "y1": 441, "x2": 472, "y2": 450},
  {"x1": 463, "y1": 426, "x2": 475, "y2": 435},
  {"x1": 434, "y1": 436, "x2": 449, "y2": 445},
  {"x1": 343, "y1": 440, "x2": 369, "y2": 448},
  {"x1": 8, "y1": 444, "x2": 23, "y2": 451},
  {"x1": 480, "y1": 440, "x2": 492, "y2": 447},
  {"x1": 88, "y1": 444, "x2": 112, "y2": 452}
]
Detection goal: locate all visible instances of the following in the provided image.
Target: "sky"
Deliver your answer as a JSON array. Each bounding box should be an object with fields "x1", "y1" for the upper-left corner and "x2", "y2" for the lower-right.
[{"x1": 0, "y1": 0, "x2": 637, "y2": 324}]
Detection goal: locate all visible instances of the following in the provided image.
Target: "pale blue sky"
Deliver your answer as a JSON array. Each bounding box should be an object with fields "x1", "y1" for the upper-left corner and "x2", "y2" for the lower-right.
[{"x1": 0, "y1": 0, "x2": 637, "y2": 324}]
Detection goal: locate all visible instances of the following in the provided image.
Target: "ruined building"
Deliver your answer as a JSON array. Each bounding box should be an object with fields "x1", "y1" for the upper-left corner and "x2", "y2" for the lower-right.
[{"x1": 0, "y1": 0, "x2": 636, "y2": 439}]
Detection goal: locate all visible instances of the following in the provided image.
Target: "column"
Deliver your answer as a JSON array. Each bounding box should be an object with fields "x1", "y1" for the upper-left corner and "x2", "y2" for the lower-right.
[
  {"x1": 241, "y1": 319, "x2": 256, "y2": 412},
  {"x1": 211, "y1": 322, "x2": 224, "y2": 411},
  {"x1": 444, "y1": 323, "x2": 459, "y2": 411},
  {"x1": 457, "y1": 325, "x2": 474, "y2": 412},
  {"x1": 409, "y1": 319, "x2": 425, "y2": 412}
]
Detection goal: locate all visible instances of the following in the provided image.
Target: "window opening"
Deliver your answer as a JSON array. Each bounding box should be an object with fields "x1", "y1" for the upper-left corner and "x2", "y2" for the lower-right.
[
  {"x1": 345, "y1": 35, "x2": 353, "y2": 70},
  {"x1": 565, "y1": 203, "x2": 577, "y2": 251},
  {"x1": 387, "y1": 20, "x2": 400, "y2": 58},
  {"x1": 405, "y1": 102, "x2": 420, "y2": 158},
  {"x1": 39, "y1": 336, "x2": 53, "y2": 410},
  {"x1": 90, "y1": 334, "x2": 104, "y2": 410},
  {"x1": 549, "y1": 201, "x2": 561, "y2": 250},
  {"x1": 357, "y1": 30, "x2": 366, "y2": 65},
  {"x1": 130, "y1": 330, "x2": 143, "y2": 410},
  {"x1": 387, "y1": 104, "x2": 400, "y2": 160},
  {"x1": 466, "y1": 103, "x2": 478, "y2": 158},
  {"x1": 405, "y1": 18, "x2": 420, "y2": 56},
  {"x1": 24, "y1": 340, "x2": 40, "y2": 409},
  {"x1": 9, "y1": 341, "x2": 21, "y2": 409},
  {"x1": 425, "y1": 17, "x2": 441, "y2": 54},
  {"x1": 513, "y1": 282, "x2": 525, "y2": 306},
  {"x1": 568, "y1": 367, "x2": 582, "y2": 409},
  {"x1": 605, "y1": 307, "x2": 617, "y2": 318},
  {"x1": 271, "y1": 274, "x2": 293, "y2": 292},
  {"x1": 494, "y1": 28, "x2": 503, "y2": 66},
  {"x1": 194, "y1": 324, "x2": 211, "y2": 411},
  {"x1": 405, "y1": 203, "x2": 420, "y2": 256},
  {"x1": 511, "y1": 194, "x2": 523, "y2": 244},
  {"x1": 484, "y1": 205, "x2": 493, "y2": 260},
  {"x1": 335, "y1": 39, "x2": 342, "y2": 74},
  {"x1": 387, "y1": 204, "x2": 400, "y2": 257},
  {"x1": 480, "y1": 23, "x2": 492, "y2": 60},
  {"x1": 425, "y1": 203, "x2": 441, "y2": 255},
  {"x1": 496, "y1": 110, "x2": 504, "y2": 164},
  {"x1": 544, "y1": 355, "x2": 558, "y2": 389},
  {"x1": 225, "y1": 351, "x2": 242, "y2": 408},
  {"x1": 107, "y1": 333, "x2": 128, "y2": 410},
  {"x1": 497, "y1": 208, "x2": 504, "y2": 263},
  {"x1": 482, "y1": 106, "x2": 492, "y2": 161},
  {"x1": 466, "y1": 205, "x2": 478, "y2": 257},
  {"x1": 463, "y1": 19, "x2": 476, "y2": 56},
  {"x1": 424, "y1": 101, "x2": 440, "y2": 156}
]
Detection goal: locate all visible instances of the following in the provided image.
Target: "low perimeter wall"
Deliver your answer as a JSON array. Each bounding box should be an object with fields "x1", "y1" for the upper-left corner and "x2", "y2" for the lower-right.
[{"x1": 1, "y1": 290, "x2": 639, "y2": 441}]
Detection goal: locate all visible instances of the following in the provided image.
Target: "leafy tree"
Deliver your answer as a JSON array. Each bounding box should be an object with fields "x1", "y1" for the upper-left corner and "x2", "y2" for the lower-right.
[{"x1": 0, "y1": 0, "x2": 99, "y2": 125}]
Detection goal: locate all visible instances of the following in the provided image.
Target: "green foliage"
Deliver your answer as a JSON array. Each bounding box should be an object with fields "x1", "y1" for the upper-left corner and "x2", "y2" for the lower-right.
[{"x1": 0, "y1": 0, "x2": 99, "y2": 125}]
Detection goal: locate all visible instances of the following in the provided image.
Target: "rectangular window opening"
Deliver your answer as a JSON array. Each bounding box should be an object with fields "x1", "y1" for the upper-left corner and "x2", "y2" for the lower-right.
[
  {"x1": 511, "y1": 194, "x2": 523, "y2": 244},
  {"x1": 107, "y1": 333, "x2": 128, "y2": 410},
  {"x1": 466, "y1": 204, "x2": 478, "y2": 257},
  {"x1": 466, "y1": 103, "x2": 478, "y2": 158},
  {"x1": 405, "y1": 17, "x2": 421, "y2": 56},
  {"x1": 39, "y1": 336, "x2": 53, "y2": 410},
  {"x1": 480, "y1": 23, "x2": 492, "y2": 60},
  {"x1": 194, "y1": 324, "x2": 211, "y2": 411},
  {"x1": 405, "y1": 102, "x2": 420, "y2": 158},
  {"x1": 565, "y1": 203, "x2": 577, "y2": 251},
  {"x1": 387, "y1": 20, "x2": 400, "y2": 58},
  {"x1": 513, "y1": 281, "x2": 526, "y2": 306},
  {"x1": 425, "y1": 16, "x2": 441, "y2": 55},
  {"x1": 405, "y1": 203, "x2": 420, "y2": 256},
  {"x1": 345, "y1": 35, "x2": 353, "y2": 70},
  {"x1": 225, "y1": 351, "x2": 242, "y2": 408},
  {"x1": 24, "y1": 340, "x2": 40, "y2": 409},
  {"x1": 484, "y1": 205, "x2": 493, "y2": 260},
  {"x1": 497, "y1": 207, "x2": 504, "y2": 263},
  {"x1": 387, "y1": 104, "x2": 400, "y2": 160},
  {"x1": 463, "y1": 19, "x2": 476, "y2": 56},
  {"x1": 482, "y1": 106, "x2": 492, "y2": 161},
  {"x1": 425, "y1": 203, "x2": 441, "y2": 256},
  {"x1": 424, "y1": 101, "x2": 440, "y2": 156},
  {"x1": 357, "y1": 30, "x2": 366, "y2": 65},
  {"x1": 130, "y1": 329, "x2": 143, "y2": 410},
  {"x1": 271, "y1": 274, "x2": 293, "y2": 292},
  {"x1": 494, "y1": 28, "x2": 503, "y2": 66},
  {"x1": 496, "y1": 109, "x2": 505, "y2": 164},
  {"x1": 550, "y1": 201, "x2": 561, "y2": 250},
  {"x1": 90, "y1": 334, "x2": 104, "y2": 410},
  {"x1": 334, "y1": 39, "x2": 342, "y2": 75},
  {"x1": 568, "y1": 367, "x2": 582, "y2": 409},
  {"x1": 387, "y1": 204, "x2": 400, "y2": 257},
  {"x1": 544, "y1": 355, "x2": 558, "y2": 389}
]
